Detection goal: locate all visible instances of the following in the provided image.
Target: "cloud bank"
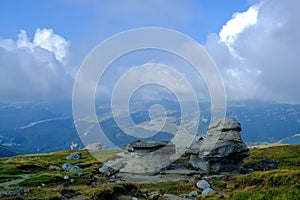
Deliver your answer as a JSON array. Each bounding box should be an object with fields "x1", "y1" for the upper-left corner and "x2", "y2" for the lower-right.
[
  {"x1": 206, "y1": 0, "x2": 300, "y2": 104},
  {"x1": 0, "y1": 28, "x2": 72, "y2": 101}
]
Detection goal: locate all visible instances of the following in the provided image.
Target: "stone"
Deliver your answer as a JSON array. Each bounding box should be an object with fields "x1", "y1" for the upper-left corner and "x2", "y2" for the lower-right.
[
  {"x1": 196, "y1": 180, "x2": 210, "y2": 189},
  {"x1": 85, "y1": 143, "x2": 103, "y2": 151},
  {"x1": 64, "y1": 175, "x2": 70, "y2": 180},
  {"x1": 62, "y1": 163, "x2": 82, "y2": 172},
  {"x1": 41, "y1": 183, "x2": 46, "y2": 187},
  {"x1": 188, "y1": 190, "x2": 198, "y2": 196},
  {"x1": 70, "y1": 179, "x2": 75, "y2": 183},
  {"x1": 201, "y1": 188, "x2": 215, "y2": 197},
  {"x1": 191, "y1": 117, "x2": 250, "y2": 173},
  {"x1": 66, "y1": 152, "x2": 82, "y2": 160}
]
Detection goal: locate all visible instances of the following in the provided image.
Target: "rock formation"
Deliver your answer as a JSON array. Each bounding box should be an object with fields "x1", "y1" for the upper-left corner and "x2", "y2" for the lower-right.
[
  {"x1": 99, "y1": 117, "x2": 249, "y2": 175},
  {"x1": 188, "y1": 117, "x2": 250, "y2": 173}
]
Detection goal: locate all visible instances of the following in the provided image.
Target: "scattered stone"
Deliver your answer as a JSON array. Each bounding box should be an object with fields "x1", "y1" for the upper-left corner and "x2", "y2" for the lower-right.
[
  {"x1": 41, "y1": 183, "x2": 46, "y2": 187},
  {"x1": 70, "y1": 179, "x2": 75, "y2": 183},
  {"x1": 188, "y1": 190, "x2": 198, "y2": 196},
  {"x1": 66, "y1": 152, "x2": 82, "y2": 160},
  {"x1": 64, "y1": 175, "x2": 70, "y2": 180},
  {"x1": 62, "y1": 162, "x2": 82, "y2": 172},
  {"x1": 132, "y1": 197, "x2": 138, "y2": 200},
  {"x1": 196, "y1": 180, "x2": 210, "y2": 189},
  {"x1": 201, "y1": 188, "x2": 215, "y2": 197}
]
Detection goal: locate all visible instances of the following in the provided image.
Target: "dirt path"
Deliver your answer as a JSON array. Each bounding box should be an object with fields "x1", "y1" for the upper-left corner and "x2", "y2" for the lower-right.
[{"x1": 0, "y1": 174, "x2": 31, "y2": 188}]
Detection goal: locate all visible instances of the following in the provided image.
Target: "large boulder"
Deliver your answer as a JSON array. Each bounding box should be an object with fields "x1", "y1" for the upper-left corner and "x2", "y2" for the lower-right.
[
  {"x1": 100, "y1": 141, "x2": 175, "y2": 175},
  {"x1": 190, "y1": 117, "x2": 249, "y2": 173}
]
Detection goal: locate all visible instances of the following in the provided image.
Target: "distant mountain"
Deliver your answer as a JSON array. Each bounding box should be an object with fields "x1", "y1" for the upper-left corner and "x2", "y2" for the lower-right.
[
  {"x1": 0, "y1": 100, "x2": 299, "y2": 154},
  {"x1": 278, "y1": 134, "x2": 300, "y2": 144}
]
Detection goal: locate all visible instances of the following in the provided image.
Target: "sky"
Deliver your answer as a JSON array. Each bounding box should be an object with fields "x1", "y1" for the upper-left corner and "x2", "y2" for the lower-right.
[{"x1": 0, "y1": 0, "x2": 299, "y2": 104}]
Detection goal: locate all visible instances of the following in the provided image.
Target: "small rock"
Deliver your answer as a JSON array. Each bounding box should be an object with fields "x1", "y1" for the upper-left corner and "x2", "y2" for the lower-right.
[
  {"x1": 62, "y1": 163, "x2": 82, "y2": 172},
  {"x1": 64, "y1": 175, "x2": 70, "y2": 180},
  {"x1": 70, "y1": 179, "x2": 75, "y2": 183},
  {"x1": 66, "y1": 152, "x2": 82, "y2": 160},
  {"x1": 189, "y1": 190, "x2": 198, "y2": 196},
  {"x1": 201, "y1": 188, "x2": 215, "y2": 197},
  {"x1": 196, "y1": 180, "x2": 210, "y2": 189},
  {"x1": 41, "y1": 183, "x2": 46, "y2": 187},
  {"x1": 132, "y1": 197, "x2": 138, "y2": 200}
]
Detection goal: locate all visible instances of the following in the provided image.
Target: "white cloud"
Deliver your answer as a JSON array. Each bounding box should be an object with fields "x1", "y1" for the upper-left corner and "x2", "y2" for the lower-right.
[
  {"x1": 0, "y1": 28, "x2": 72, "y2": 101},
  {"x1": 219, "y1": 3, "x2": 260, "y2": 55},
  {"x1": 16, "y1": 28, "x2": 69, "y2": 64},
  {"x1": 206, "y1": 0, "x2": 300, "y2": 104}
]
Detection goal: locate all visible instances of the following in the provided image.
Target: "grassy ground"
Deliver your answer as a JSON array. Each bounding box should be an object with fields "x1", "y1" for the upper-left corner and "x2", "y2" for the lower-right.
[{"x1": 0, "y1": 145, "x2": 299, "y2": 199}]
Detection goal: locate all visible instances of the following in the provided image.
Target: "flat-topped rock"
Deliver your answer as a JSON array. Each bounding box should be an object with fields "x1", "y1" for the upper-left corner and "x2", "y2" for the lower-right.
[{"x1": 124, "y1": 140, "x2": 168, "y2": 153}]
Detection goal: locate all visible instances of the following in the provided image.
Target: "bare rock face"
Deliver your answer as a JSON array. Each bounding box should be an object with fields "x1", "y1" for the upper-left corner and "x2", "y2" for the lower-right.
[{"x1": 190, "y1": 117, "x2": 250, "y2": 173}]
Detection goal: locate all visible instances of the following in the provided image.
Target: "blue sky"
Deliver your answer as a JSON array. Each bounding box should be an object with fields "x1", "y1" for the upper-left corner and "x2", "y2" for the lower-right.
[
  {"x1": 0, "y1": 0, "x2": 299, "y2": 104},
  {"x1": 0, "y1": 0, "x2": 249, "y2": 48}
]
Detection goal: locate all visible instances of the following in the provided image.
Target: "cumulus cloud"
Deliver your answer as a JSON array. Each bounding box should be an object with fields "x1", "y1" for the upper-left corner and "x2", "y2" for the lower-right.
[
  {"x1": 219, "y1": 3, "x2": 261, "y2": 52},
  {"x1": 205, "y1": 0, "x2": 300, "y2": 104},
  {"x1": 16, "y1": 28, "x2": 69, "y2": 64},
  {"x1": 0, "y1": 28, "x2": 72, "y2": 101}
]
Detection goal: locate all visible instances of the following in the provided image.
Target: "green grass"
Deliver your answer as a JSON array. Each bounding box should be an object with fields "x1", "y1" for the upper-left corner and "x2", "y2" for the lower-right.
[{"x1": 0, "y1": 145, "x2": 299, "y2": 199}]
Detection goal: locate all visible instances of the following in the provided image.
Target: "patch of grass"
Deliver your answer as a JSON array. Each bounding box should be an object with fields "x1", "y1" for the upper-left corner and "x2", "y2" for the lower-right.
[
  {"x1": 16, "y1": 174, "x2": 64, "y2": 187},
  {"x1": 244, "y1": 144, "x2": 300, "y2": 169},
  {"x1": 138, "y1": 181, "x2": 195, "y2": 195}
]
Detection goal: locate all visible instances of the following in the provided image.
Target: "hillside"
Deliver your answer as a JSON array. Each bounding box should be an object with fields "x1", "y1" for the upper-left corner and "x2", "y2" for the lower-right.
[{"x1": 0, "y1": 144, "x2": 299, "y2": 199}]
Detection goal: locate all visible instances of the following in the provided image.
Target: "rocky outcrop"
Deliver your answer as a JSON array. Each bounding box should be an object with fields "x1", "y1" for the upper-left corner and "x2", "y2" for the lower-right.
[
  {"x1": 100, "y1": 117, "x2": 249, "y2": 175},
  {"x1": 189, "y1": 117, "x2": 250, "y2": 173}
]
